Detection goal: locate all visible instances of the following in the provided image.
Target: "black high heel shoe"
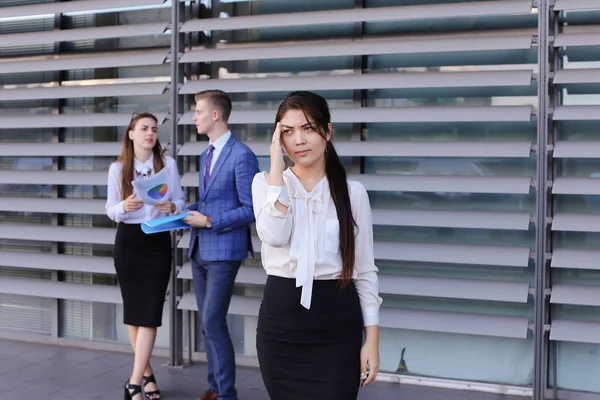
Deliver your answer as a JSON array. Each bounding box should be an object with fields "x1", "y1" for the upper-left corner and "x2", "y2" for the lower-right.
[
  {"x1": 142, "y1": 374, "x2": 161, "y2": 399},
  {"x1": 124, "y1": 380, "x2": 143, "y2": 400}
]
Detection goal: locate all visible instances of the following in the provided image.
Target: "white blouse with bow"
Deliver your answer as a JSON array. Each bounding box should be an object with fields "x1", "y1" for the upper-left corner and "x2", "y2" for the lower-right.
[
  {"x1": 105, "y1": 155, "x2": 186, "y2": 224},
  {"x1": 251, "y1": 169, "x2": 382, "y2": 327}
]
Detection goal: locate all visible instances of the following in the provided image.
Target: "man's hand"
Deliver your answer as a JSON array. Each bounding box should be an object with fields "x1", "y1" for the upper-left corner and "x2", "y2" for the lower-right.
[{"x1": 182, "y1": 210, "x2": 208, "y2": 228}]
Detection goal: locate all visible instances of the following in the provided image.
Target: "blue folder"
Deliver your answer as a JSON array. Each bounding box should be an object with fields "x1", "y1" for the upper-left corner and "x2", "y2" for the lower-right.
[{"x1": 141, "y1": 213, "x2": 191, "y2": 234}]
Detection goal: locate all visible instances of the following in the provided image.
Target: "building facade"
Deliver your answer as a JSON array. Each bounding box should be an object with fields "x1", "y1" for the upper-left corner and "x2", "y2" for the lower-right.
[{"x1": 0, "y1": 1, "x2": 598, "y2": 399}]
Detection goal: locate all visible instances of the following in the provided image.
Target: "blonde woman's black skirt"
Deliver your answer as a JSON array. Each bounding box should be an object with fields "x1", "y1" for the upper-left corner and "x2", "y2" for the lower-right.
[
  {"x1": 256, "y1": 275, "x2": 363, "y2": 400},
  {"x1": 113, "y1": 222, "x2": 171, "y2": 328}
]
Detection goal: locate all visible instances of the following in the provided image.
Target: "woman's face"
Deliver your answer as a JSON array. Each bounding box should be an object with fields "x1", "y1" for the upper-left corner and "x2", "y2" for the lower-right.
[
  {"x1": 280, "y1": 109, "x2": 331, "y2": 169},
  {"x1": 128, "y1": 117, "x2": 158, "y2": 150}
]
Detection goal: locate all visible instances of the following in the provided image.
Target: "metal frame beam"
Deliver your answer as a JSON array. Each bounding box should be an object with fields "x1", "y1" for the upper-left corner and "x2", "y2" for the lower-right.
[
  {"x1": 168, "y1": 0, "x2": 186, "y2": 368},
  {"x1": 534, "y1": 0, "x2": 554, "y2": 399}
]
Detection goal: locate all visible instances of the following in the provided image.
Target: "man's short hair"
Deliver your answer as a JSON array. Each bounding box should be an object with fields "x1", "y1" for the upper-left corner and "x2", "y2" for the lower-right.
[{"x1": 195, "y1": 90, "x2": 232, "y2": 122}]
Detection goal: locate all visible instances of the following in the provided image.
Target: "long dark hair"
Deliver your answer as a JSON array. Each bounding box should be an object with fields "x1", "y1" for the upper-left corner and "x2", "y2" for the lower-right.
[
  {"x1": 275, "y1": 91, "x2": 357, "y2": 286},
  {"x1": 117, "y1": 112, "x2": 165, "y2": 200}
]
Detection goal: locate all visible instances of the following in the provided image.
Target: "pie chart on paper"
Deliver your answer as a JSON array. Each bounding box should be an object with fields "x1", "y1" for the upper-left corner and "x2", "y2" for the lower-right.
[{"x1": 148, "y1": 183, "x2": 169, "y2": 200}]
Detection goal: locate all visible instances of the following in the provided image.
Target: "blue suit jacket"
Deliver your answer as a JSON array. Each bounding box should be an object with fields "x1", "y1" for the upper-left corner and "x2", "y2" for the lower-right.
[{"x1": 187, "y1": 135, "x2": 260, "y2": 262}]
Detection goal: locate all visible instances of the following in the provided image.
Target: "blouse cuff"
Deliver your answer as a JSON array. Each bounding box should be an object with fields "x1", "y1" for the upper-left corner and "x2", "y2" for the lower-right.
[
  {"x1": 362, "y1": 310, "x2": 379, "y2": 327},
  {"x1": 266, "y1": 185, "x2": 289, "y2": 218}
]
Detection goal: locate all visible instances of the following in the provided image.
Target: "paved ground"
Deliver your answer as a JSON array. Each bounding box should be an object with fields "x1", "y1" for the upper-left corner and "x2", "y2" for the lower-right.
[{"x1": 0, "y1": 339, "x2": 523, "y2": 399}]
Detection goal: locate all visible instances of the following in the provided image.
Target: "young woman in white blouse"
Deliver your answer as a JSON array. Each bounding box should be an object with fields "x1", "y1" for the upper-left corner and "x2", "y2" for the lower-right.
[
  {"x1": 105, "y1": 112, "x2": 186, "y2": 400},
  {"x1": 252, "y1": 91, "x2": 382, "y2": 400}
]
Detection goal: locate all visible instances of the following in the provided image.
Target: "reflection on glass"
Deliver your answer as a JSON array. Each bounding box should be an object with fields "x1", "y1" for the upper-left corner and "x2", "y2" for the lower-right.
[
  {"x1": 371, "y1": 191, "x2": 534, "y2": 212},
  {"x1": 374, "y1": 225, "x2": 534, "y2": 247},
  {"x1": 379, "y1": 328, "x2": 533, "y2": 385},
  {"x1": 366, "y1": 157, "x2": 536, "y2": 177},
  {"x1": 365, "y1": 121, "x2": 537, "y2": 142}
]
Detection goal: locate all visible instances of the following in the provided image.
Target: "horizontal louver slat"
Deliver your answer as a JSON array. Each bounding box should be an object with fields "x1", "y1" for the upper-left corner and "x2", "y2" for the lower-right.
[
  {"x1": 180, "y1": 35, "x2": 533, "y2": 64},
  {"x1": 0, "y1": 277, "x2": 121, "y2": 304},
  {"x1": 0, "y1": 225, "x2": 115, "y2": 245},
  {"x1": 0, "y1": 50, "x2": 168, "y2": 74},
  {"x1": 181, "y1": 1, "x2": 532, "y2": 32},
  {"x1": 0, "y1": 113, "x2": 167, "y2": 128},
  {"x1": 180, "y1": 70, "x2": 534, "y2": 95},
  {"x1": 0, "y1": 251, "x2": 113, "y2": 275},
  {"x1": 0, "y1": 22, "x2": 169, "y2": 47},
  {"x1": 0, "y1": 198, "x2": 106, "y2": 214},
  {"x1": 179, "y1": 141, "x2": 533, "y2": 158},
  {"x1": 181, "y1": 172, "x2": 532, "y2": 194},
  {"x1": 0, "y1": 0, "x2": 166, "y2": 19},
  {"x1": 0, "y1": 82, "x2": 168, "y2": 102},
  {"x1": 551, "y1": 320, "x2": 600, "y2": 344}
]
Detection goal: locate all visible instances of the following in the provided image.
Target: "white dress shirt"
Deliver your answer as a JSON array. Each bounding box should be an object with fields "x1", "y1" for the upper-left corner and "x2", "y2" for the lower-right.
[
  {"x1": 105, "y1": 155, "x2": 186, "y2": 224},
  {"x1": 251, "y1": 169, "x2": 382, "y2": 327},
  {"x1": 207, "y1": 130, "x2": 232, "y2": 174}
]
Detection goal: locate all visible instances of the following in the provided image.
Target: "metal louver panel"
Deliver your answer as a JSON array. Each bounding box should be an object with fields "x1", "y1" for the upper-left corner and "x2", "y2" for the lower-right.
[
  {"x1": 0, "y1": 225, "x2": 115, "y2": 245},
  {"x1": 554, "y1": 105, "x2": 600, "y2": 120},
  {"x1": 553, "y1": 69, "x2": 600, "y2": 94},
  {"x1": 554, "y1": 0, "x2": 600, "y2": 11},
  {"x1": 555, "y1": 28, "x2": 600, "y2": 47},
  {"x1": 370, "y1": 210, "x2": 531, "y2": 230},
  {"x1": 181, "y1": 172, "x2": 532, "y2": 194},
  {"x1": 554, "y1": 68, "x2": 600, "y2": 85},
  {"x1": 180, "y1": 35, "x2": 534, "y2": 64},
  {"x1": 379, "y1": 275, "x2": 529, "y2": 302},
  {"x1": 0, "y1": 82, "x2": 168, "y2": 102},
  {"x1": 177, "y1": 293, "x2": 529, "y2": 338},
  {"x1": 0, "y1": 50, "x2": 168, "y2": 75},
  {"x1": 0, "y1": 251, "x2": 113, "y2": 275},
  {"x1": 0, "y1": 143, "x2": 122, "y2": 156},
  {"x1": 551, "y1": 249, "x2": 600, "y2": 270},
  {"x1": 550, "y1": 320, "x2": 600, "y2": 344},
  {"x1": 181, "y1": 1, "x2": 532, "y2": 32},
  {"x1": 551, "y1": 284, "x2": 600, "y2": 307},
  {"x1": 375, "y1": 241, "x2": 530, "y2": 267},
  {"x1": 0, "y1": 171, "x2": 106, "y2": 185},
  {"x1": 552, "y1": 214, "x2": 600, "y2": 232},
  {"x1": 0, "y1": 277, "x2": 121, "y2": 304},
  {"x1": 553, "y1": 141, "x2": 600, "y2": 158},
  {"x1": 0, "y1": 113, "x2": 167, "y2": 128},
  {"x1": 379, "y1": 308, "x2": 529, "y2": 339},
  {"x1": 177, "y1": 233, "x2": 530, "y2": 267},
  {"x1": 552, "y1": 177, "x2": 600, "y2": 195},
  {"x1": 180, "y1": 70, "x2": 534, "y2": 95},
  {"x1": 179, "y1": 106, "x2": 533, "y2": 125},
  {"x1": 0, "y1": 22, "x2": 169, "y2": 47},
  {"x1": 0, "y1": 0, "x2": 167, "y2": 19},
  {"x1": 0, "y1": 198, "x2": 106, "y2": 215},
  {"x1": 179, "y1": 141, "x2": 533, "y2": 158}
]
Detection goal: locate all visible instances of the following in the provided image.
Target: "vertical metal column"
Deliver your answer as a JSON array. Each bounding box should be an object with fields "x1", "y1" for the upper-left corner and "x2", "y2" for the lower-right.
[
  {"x1": 168, "y1": 0, "x2": 186, "y2": 367},
  {"x1": 51, "y1": 1, "x2": 67, "y2": 339},
  {"x1": 534, "y1": 0, "x2": 552, "y2": 398}
]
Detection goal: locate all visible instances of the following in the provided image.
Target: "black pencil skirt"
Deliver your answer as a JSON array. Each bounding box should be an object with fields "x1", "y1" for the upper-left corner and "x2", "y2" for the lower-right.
[
  {"x1": 113, "y1": 223, "x2": 172, "y2": 328},
  {"x1": 256, "y1": 276, "x2": 364, "y2": 400}
]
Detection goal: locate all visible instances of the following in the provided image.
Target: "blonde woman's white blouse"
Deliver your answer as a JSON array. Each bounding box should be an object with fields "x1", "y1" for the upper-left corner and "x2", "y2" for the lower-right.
[
  {"x1": 251, "y1": 169, "x2": 382, "y2": 327},
  {"x1": 105, "y1": 155, "x2": 186, "y2": 224}
]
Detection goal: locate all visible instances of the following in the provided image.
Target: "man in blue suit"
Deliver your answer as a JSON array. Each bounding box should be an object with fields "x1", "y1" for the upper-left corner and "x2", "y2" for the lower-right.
[{"x1": 183, "y1": 90, "x2": 259, "y2": 400}]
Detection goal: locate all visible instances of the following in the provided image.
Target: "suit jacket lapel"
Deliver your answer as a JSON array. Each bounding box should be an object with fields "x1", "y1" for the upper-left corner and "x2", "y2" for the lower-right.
[
  {"x1": 199, "y1": 151, "x2": 207, "y2": 195},
  {"x1": 202, "y1": 136, "x2": 235, "y2": 200}
]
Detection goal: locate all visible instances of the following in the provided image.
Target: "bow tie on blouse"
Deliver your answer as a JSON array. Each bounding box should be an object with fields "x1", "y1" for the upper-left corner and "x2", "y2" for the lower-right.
[
  {"x1": 136, "y1": 165, "x2": 152, "y2": 179},
  {"x1": 293, "y1": 184, "x2": 324, "y2": 310}
]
